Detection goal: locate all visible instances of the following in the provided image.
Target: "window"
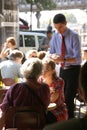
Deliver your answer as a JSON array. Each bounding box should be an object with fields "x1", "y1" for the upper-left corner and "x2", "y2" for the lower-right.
[{"x1": 24, "y1": 35, "x2": 35, "y2": 47}]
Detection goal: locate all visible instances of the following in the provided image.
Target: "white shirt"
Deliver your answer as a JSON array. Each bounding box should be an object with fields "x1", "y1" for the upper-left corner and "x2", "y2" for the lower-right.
[{"x1": 0, "y1": 60, "x2": 22, "y2": 79}]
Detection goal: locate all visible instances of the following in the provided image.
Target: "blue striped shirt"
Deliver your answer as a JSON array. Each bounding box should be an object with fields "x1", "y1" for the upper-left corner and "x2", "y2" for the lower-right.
[{"x1": 50, "y1": 28, "x2": 81, "y2": 66}]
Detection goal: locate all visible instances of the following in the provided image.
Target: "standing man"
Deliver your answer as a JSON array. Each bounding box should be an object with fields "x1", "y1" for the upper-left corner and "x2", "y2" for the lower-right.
[
  {"x1": 50, "y1": 13, "x2": 81, "y2": 119},
  {"x1": 40, "y1": 30, "x2": 52, "y2": 51}
]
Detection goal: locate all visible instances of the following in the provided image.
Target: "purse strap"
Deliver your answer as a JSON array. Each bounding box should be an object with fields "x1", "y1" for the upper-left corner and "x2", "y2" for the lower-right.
[{"x1": 23, "y1": 83, "x2": 46, "y2": 110}]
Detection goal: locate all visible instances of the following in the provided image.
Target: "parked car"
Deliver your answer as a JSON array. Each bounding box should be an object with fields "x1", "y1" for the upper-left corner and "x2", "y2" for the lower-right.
[{"x1": 19, "y1": 31, "x2": 46, "y2": 54}]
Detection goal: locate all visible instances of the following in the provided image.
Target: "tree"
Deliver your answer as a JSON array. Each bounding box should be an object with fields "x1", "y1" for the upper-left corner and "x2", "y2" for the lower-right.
[
  {"x1": 26, "y1": 0, "x2": 57, "y2": 29},
  {"x1": 65, "y1": 13, "x2": 77, "y2": 23},
  {"x1": 26, "y1": 0, "x2": 57, "y2": 10}
]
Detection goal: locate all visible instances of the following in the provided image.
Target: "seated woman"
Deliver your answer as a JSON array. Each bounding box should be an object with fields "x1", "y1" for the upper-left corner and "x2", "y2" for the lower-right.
[
  {"x1": 0, "y1": 37, "x2": 18, "y2": 60},
  {"x1": 39, "y1": 58, "x2": 68, "y2": 122},
  {"x1": 44, "y1": 61, "x2": 87, "y2": 130},
  {"x1": 0, "y1": 58, "x2": 50, "y2": 129},
  {"x1": 37, "y1": 51, "x2": 46, "y2": 60},
  {"x1": 25, "y1": 50, "x2": 38, "y2": 59}
]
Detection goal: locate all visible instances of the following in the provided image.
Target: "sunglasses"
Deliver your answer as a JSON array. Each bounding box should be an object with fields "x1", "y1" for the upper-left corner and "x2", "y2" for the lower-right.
[{"x1": 32, "y1": 56, "x2": 37, "y2": 57}]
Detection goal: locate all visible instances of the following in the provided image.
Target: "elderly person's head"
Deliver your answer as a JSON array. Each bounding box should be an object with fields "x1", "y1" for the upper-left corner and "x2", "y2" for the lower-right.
[
  {"x1": 9, "y1": 50, "x2": 23, "y2": 64},
  {"x1": 20, "y1": 58, "x2": 43, "y2": 80}
]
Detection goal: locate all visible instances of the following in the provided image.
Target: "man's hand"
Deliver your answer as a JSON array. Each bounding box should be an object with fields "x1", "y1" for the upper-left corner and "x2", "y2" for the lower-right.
[{"x1": 50, "y1": 54, "x2": 63, "y2": 63}]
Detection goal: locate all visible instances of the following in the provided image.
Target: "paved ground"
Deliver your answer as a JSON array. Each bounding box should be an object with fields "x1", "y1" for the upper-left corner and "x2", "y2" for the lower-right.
[{"x1": 74, "y1": 98, "x2": 87, "y2": 118}]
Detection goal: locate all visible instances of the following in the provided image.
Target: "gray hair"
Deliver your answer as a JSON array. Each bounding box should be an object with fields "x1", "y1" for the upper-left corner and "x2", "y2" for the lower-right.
[
  {"x1": 20, "y1": 58, "x2": 43, "y2": 79},
  {"x1": 9, "y1": 50, "x2": 23, "y2": 60}
]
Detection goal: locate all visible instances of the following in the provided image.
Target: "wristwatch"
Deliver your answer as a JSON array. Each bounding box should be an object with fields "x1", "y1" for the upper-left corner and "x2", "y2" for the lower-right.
[{"x1": 64, "y1": 58, "x2": 66, "y2": 62}]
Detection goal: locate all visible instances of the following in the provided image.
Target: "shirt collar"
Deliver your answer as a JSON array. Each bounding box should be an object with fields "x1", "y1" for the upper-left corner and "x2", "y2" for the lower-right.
[{"x1": 62, "y1": 27, "x2": 70, "y2": 37}]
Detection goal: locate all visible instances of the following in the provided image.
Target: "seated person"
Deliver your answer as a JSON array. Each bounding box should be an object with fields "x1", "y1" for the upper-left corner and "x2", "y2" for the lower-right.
[
  {"x1": 40, "y1": 30, "x2": 52, "y2": 51},
  {"x1": 37, "y1": 51, "x2": 46, "y2": 60},
  {"x1": 81, "y1": 49, "x2": 87, "y2": 66},
  {"x1": 44, "y1": 61, "x2": 87, "y2": 130},
  {"x1": 0, "y1": 37, "x2": 18, "y2": 60},
  {"x1": 0, "y1": 58, "x2": 50, "y2": 129},
  {"x1": 39, "y1": 58, "x2": 68, "y2": 122},
  {"x1": 25, "y1": 50, "x2": 38, "y2": 59},
  {"x1": 0, "y1": 50, "x2": 23, "y2": 86}
]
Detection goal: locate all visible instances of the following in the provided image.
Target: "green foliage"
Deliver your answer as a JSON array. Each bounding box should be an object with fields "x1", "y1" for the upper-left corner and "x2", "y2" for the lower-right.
[
  {"x1": 65, "y1": 13, "x2": 77, "y2": 23},
  {"x1": 26, "y1": 0, "x2": 57, "y2": 10}
]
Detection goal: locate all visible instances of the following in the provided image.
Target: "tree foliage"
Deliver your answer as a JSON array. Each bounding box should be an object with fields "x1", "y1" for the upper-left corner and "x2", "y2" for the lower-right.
[
  {"x1": 26, "y1": 0, "x2": 57, "y2": 10},
  {"x1": 65, "y1": 13, "x2": 77, "y2": 23}
]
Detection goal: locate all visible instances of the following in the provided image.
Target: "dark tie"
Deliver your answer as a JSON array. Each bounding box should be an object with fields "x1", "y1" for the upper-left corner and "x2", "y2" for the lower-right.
[{"x1": 61, "y1": 35, "x2": 66, "y2": 67}]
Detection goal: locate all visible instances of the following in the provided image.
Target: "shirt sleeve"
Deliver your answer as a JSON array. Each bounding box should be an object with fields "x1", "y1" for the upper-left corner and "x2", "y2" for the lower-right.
[
  {"x1": 0, "y1": 86, "x2": 14, "y2": 113},
  {"x1": 72, "y1": 33, "x2": 81, "y2": 60}
]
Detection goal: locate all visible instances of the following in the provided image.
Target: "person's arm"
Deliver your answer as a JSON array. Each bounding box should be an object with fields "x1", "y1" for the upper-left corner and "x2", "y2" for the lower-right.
[
  {"x1": 50, "y1": 90, "x2": 59, "y2": 103},
  {"x1": 0, "y1": 42, "x2": 9, "y2": 59},
  {"x1": 0, "y1": 110, "x2": 5, "y2": 130},
  {"x1": 64, "y1": 57, "x2": 76, "y2": 63},
  {"x1": 50, "y1": 55, "x2": 76, "y2": 64},
  {"x1": 71, "y1": 33, "x2": 81, "y2": 63}
]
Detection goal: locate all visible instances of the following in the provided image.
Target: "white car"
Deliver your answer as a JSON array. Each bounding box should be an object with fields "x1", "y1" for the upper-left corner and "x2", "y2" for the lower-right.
[{"x1": 19, "y1": 31, "x2": 46, "y2": 54}]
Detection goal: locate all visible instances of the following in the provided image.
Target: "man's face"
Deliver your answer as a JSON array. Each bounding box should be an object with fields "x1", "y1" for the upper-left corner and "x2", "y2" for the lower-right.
[
  {"x1": 54, "y1": 22, "x2": 67, "y2": 34},
  {"x1": 47, "y1": 33, "x2": 52, "y2": 39}
]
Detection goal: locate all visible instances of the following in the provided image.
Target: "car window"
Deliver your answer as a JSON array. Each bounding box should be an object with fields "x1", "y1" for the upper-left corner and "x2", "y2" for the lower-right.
[
  {"x1": 19, "y1": 35, "x2": 23, "y2": 47},
  {"x1": 24, "y1": 35, "x2": 35, "y2": 47}
]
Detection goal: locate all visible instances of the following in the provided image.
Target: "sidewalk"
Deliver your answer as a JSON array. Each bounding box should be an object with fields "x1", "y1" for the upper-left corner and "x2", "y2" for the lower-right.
[{"x1": 74, "y1": 98, "x2": 87, "y2": 118}]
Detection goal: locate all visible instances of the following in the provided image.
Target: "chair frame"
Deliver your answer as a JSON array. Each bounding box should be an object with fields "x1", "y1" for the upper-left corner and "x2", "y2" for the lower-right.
[{"x1": 5, "y1": 106, "x2": 46, "y2": 130}]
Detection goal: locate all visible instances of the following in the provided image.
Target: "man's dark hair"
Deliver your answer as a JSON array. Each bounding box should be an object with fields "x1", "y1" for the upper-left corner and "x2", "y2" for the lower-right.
[
  {"x1": 53, "y1": 13, "x2": 66, "y2": 24},
  {"x1": 47, "y1": 30, "x2": 52, "y2": 34}
]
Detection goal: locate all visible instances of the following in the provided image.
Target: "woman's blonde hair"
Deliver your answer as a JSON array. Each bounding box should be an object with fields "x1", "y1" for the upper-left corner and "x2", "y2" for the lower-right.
[
  {"x1": 26, "y1": 50, "x2": 37, "y2": 59},
  {"x1": 6, "y1": 37, "x2": 16, "y2": 46}
]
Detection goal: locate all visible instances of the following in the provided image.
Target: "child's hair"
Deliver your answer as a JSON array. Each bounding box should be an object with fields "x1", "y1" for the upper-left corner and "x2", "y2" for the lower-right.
[{"x1": 38, "y1": 51, "x2": 46, "y2": 60}]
